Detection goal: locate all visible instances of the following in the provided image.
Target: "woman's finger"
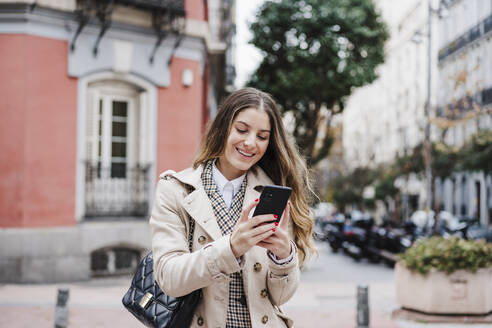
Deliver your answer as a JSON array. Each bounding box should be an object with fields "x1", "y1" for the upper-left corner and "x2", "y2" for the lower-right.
[
  {"x1": 240, "y1": 198, "x2": 259, "y2": 222},
  {"x1": 248, "y1": 213, "x2": 277, "y2": 228},
  {"x1": 249, "y1": 222, "x2": 276, "y2": 238},
  {"x1": 279, "y1": 201, "x2": 290, "y2": 229},
  {"x1": 252, "y1": 229, "x2": 275, "y2": 245}
]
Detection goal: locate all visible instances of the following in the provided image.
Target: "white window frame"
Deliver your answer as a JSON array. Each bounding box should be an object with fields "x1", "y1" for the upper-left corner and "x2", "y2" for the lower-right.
[{"x1": 76, "y1": 72, "x2": 157, "y2": 221}]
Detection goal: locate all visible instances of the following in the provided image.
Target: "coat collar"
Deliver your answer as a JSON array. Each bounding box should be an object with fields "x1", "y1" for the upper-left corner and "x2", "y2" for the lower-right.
[{"x1": 172, "y1": 164, "x2": 273, "y2": 241}]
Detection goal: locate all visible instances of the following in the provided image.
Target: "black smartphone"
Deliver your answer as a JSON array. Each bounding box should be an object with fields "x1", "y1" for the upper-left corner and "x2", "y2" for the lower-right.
[{"x1": 253, "y1": 185, "x2": 292, "y2": 222}]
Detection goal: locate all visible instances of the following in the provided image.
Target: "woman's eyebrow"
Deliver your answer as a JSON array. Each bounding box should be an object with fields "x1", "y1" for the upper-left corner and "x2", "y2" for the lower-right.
[{"x1": 236, "y1": 120, "x2": 271, "y2": 133}]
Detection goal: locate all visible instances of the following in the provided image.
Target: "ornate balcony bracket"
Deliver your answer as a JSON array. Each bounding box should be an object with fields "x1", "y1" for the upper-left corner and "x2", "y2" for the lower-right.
[
  {"x1": 70, "y1": 0, "x2": 185, "y2": 60},
  {"x1": 149, "y1": 1, "x2": 186, "y2": 65},
  {"x1": 149, "y1": 9, "x2": 168, "y2": 64},
  {"x1": 92, "y1": 0, "x2": 114, "y2": 57},
  {"x1": 70, "y1": 1, "x2": 92, "y2": 52},
  {"x1": 167, "y1": 34, "x2": 184, "y2": 66}
]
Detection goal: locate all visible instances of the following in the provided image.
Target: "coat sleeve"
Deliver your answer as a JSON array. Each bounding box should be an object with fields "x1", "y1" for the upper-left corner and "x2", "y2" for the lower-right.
[
  {"x1": 150, "y1": 177, "x2": 241, "y2": 297},
  {"x1": 266, "y1": 221, "x2": 301, "y2": 306}
]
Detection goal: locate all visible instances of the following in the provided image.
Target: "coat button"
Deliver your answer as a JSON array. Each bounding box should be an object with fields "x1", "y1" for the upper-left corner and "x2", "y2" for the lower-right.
[
  {"x1": 197, "y1": 316, "x2": 204, "y2": 326},
  {"x1": 254, "y1": 262, "x2": 262, "y2": 272},
  {"x1": 198, "y1": 236, "x2": 207, "y2": 244},
  {"x1": 260, "y1": 289, "x2": 268, "y2": 298},
  {"x1": 261, "y1": 315, "x2": 268, "y2": 324}
]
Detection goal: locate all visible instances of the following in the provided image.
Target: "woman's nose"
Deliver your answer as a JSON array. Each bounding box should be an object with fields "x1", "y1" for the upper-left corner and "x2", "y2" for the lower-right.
[{"x1": 244, "y1": 133, "x2": 255, "y2": 146}]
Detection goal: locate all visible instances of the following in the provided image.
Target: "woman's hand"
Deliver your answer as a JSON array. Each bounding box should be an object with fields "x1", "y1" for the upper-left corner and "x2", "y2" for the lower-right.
[
  {"x1": 230, "y1": 199, "x2": 277, "y2": 258},
  {"x1": 256, "y1": 202, "x2": 292, "y2": 259}
]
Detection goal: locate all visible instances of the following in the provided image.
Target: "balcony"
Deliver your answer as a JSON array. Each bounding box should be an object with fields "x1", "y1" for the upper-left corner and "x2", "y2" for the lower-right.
[{"x1": 85, "y1": 163, "x2": 151, "y2": 218}]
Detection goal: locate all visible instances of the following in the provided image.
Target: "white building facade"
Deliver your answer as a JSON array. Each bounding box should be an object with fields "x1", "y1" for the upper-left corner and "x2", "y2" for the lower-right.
[
  {"x1": 342, "y1": 0, "x2": 492, "y2": 225},
  {"x1": 436, "y1": 0, "x2": 492, "y2": 225},
  {"x1": 343, "y1": 0, "x2": 436, "y2": 212},
  {"x1": 344, "y1": 0, "x2": 435, "y2": 169}
]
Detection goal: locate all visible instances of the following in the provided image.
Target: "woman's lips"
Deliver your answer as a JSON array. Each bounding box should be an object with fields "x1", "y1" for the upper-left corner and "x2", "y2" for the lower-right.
[{"x1": 236, "y1": 148, "x2": 254, "y2": 158}]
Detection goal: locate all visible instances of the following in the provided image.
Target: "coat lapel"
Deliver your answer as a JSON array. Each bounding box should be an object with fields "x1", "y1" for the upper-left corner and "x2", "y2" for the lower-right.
[
  {"x1": 181, "y1": 188, "x2": 223, "y2": 241},
  {"x1": 173, "y1": 164, "x2": 274, "y2": 241},
  {"x1": 174, "y1": 166, "x2": 223, "y2": 241}
]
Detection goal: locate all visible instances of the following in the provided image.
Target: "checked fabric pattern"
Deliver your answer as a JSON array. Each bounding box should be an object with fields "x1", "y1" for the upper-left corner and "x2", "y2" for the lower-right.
[{"x1": 202, "y1": 160, "x2": 252, "y2": 328}]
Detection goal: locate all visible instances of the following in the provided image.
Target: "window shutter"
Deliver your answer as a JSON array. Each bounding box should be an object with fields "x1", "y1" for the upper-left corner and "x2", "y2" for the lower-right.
[
  {"x1": 138, "y1": 91, "x2": 149, "y2": 165},
  {"x1": 86, "y1": 88, "x2": 100, "y2": 165}
]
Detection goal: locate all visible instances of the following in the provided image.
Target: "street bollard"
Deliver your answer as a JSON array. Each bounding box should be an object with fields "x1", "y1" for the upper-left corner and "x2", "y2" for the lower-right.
[
  {"x1": 54, "y1": 288, "x2": 70, "y2": 328},
  {"x1": 357, "y1": 285, "x2": 369, "y2": 328}
]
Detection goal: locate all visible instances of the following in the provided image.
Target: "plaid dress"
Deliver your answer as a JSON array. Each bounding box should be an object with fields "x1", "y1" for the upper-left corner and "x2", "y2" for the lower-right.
[{"x1": 201, "y1": 160, "x2": 252, "y2": 328}]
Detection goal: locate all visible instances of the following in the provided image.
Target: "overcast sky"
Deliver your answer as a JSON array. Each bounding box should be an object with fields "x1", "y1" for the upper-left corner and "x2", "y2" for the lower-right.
[{"x1": 235, "y1": 0, "x2": 265, "y2": 88}]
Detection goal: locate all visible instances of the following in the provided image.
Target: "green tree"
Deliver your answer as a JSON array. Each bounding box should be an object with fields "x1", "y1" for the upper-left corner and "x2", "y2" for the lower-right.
[
  {"x1": 459, "y1": 130, "x2": 492, "y2": 174},
  {"x1": 391, "y1": 142, "x2": 458, "y2": 213},
  {"x1": 248, "y1": 0, "x2": 389, "y2": 165},
  {"x1": 331, "y1": 167, "x2": 378, "y2": 212}
]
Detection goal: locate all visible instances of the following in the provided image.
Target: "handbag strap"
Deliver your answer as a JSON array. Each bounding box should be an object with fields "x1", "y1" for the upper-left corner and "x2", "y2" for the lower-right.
[
  {"x1": 185, "y1": 183, "x2": 196, "y2": 253},
  {"x1": 188, "y1": 214, "x2": 195, "y2": 252}
]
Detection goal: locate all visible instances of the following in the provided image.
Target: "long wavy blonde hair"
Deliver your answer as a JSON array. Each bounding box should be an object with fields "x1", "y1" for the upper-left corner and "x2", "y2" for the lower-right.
[{"x1": 193, "y1": 87, "x2": 316, "y2": 267}]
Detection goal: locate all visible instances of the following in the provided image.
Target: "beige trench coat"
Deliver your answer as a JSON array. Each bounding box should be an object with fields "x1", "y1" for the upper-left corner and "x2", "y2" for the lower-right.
[{"x1": 150, "y1": 165, "x2": 300, "y2": 328}]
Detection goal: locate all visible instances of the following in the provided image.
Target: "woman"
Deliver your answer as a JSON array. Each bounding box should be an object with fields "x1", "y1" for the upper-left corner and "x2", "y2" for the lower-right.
[{"x1": 150, "y1": 87, "x2": 315, "y2": 327}]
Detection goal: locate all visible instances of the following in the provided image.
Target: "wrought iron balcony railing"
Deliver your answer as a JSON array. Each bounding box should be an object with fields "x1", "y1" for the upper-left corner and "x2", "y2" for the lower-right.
[
  {"x1": 438, "y1": 13, "x2": 492, "y2": 61},
  {"x1": 85, "y1": 162, "x2": 151, "y2": 218}
]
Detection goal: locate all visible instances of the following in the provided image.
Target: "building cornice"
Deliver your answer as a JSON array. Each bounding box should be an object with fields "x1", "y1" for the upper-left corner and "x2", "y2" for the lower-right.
[{"x1": 0, "y1": 3, "x2": 227, "y2": 55}]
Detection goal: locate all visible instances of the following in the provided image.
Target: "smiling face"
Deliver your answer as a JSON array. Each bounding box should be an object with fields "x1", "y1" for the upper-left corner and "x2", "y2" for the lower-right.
[{"x1": 216, "y1": 107, "x2": 271, "y2": 180}]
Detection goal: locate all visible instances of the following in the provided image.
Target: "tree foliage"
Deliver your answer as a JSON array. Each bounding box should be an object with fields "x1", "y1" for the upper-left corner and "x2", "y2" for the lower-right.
[
  {"x1": 329, "y1": 131, "x2": 491, "y2": 216},
  {"x1": 248, "y1": 0, "x2": 389, "y2": 165},
  {"x1": 331, "y1": 166, "x2": 378, "y2": 211},
  {"x1": 459, "y1": 130, "x2": 492, "y2": 173},
  {"x1": 374, "y1": 169, "x2": 399, "y2": 201},
  {"x1": 392, "y1": 142, "x2": 459, "y2": 180}
]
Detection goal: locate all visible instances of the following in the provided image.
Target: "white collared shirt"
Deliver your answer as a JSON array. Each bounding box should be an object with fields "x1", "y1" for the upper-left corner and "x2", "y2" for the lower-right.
[{"x1": 212, "y1": 161, "x2": 246, "y2": 209}]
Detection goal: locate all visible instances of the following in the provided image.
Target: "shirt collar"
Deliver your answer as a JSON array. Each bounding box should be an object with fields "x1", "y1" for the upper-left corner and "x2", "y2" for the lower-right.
[{"x1": 212, "y1": 160, "x2": 246, "y2": 196}]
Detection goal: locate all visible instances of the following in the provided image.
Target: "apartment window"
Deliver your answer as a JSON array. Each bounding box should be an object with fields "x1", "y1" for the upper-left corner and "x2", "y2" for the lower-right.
[{"x1": 85, "y1": 80, "x2": 150, "y2": 218}]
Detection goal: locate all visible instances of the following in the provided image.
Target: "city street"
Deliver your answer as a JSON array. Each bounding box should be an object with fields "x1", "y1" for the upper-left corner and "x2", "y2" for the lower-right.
[
  {"x1": 284, "y1": 242, "x2": 398, "y2": 327},
  {"x1": 0, "y1": 242, "x2": 490, "y2": 327},
  {"x1": 1, "y1": 1, "x2": 491, "y2": 327}
]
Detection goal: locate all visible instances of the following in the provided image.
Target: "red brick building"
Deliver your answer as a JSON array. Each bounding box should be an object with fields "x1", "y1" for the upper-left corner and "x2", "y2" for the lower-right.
[{"x1": 0, "y1": 0, "x2": 236, "y2": 282}]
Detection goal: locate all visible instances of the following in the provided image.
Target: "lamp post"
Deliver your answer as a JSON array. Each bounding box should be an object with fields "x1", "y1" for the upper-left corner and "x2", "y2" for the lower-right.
[
  {"x1": 413, "y1": 0, "x2": 449, "y2": 219},
  {"x1": 423, "y1": 0, "x2": 433, "y2": 216}
]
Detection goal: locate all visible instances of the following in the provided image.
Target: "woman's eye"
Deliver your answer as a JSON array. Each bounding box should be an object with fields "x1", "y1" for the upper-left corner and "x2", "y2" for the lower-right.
[
  {"x1": 257, "y1": 135, "x2": 268, "y2": 141},
  {"x1": 236, "y1": 128, "x2": 247, "y2": 134}
]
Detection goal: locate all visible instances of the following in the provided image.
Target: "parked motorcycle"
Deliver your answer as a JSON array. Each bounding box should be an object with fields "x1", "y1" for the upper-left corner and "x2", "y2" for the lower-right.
[
  {"x1": 324, "y1": 213, "x2": 345, "y2": 252},
  {"x1": 340, "y1": 216, "x2": 376, "y2": 262}
]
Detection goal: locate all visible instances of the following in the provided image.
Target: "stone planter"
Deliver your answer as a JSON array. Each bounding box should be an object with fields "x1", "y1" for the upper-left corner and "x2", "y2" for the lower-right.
[{"x1": 395, "y1": 262, "x2": 492, "y2": 315}]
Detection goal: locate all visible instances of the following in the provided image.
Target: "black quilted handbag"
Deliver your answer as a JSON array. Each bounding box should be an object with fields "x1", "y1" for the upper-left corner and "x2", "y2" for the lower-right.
[{"x1": 122, "y1": 217, "x2": 201, "y2": 328}]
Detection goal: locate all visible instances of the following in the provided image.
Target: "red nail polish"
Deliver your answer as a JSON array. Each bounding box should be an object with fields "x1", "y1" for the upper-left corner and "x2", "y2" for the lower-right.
[
  {"x1": 275, "y1": 222, "x2": 278, "y2": 226},
  {"x1": 274, "y1": 214, "x2": 278, "y2": 218},
  {"x1": 272, "y1": 228, "x2": 276, "y2": 232},
  {"x1": 255, "y1": 198, "x2": 259, "y2": 202}
]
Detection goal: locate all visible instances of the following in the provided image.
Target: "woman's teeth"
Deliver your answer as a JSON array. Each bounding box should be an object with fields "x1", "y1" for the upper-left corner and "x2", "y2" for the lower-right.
[{"x1": 237, "y1": 148, "x2": 254, "y2": 157}]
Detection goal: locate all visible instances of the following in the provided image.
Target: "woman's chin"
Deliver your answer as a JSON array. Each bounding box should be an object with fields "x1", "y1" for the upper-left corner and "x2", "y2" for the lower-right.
[{"x1": 232, "y1": 159, "x2": 255, "y2": 173}]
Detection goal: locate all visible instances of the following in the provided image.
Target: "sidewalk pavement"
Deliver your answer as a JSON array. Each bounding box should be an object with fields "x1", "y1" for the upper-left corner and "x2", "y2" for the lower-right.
[{"x1": 0, "y1": 274, "x2": 490, "y2": 327}]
